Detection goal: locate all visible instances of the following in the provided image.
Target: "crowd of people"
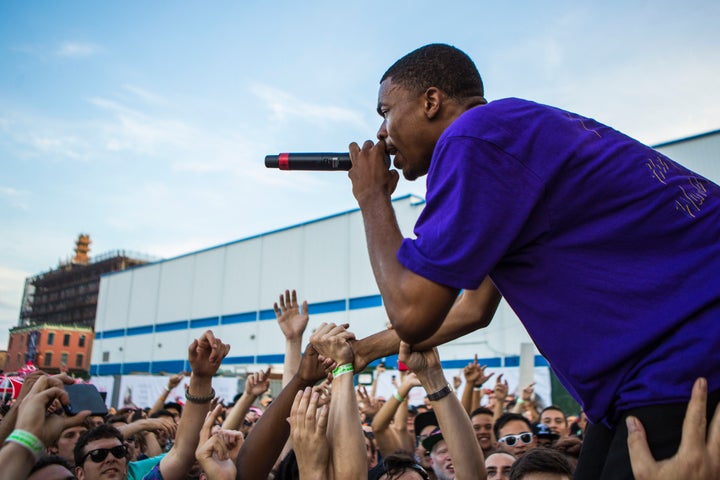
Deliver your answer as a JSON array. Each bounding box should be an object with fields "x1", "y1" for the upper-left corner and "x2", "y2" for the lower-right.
[{"x1": 1, "y1": 289, "x2": 719, "y2": 480}]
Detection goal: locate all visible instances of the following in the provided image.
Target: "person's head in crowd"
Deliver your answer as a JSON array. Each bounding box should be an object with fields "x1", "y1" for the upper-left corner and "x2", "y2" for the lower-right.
[
  {"x1": 413, "y1": 411, "x2": 438, "y2": 472},
  {"x1": 508, "y1": 447, "x2": 573, "y2": 480},
  {"x1": 74, "y1": 424, "x2": 129, "y2": 480},
  {"x1": 150, "y1": 409, "x2": 176, "y2": 448},
  {"x1": 28, "y1": 455, "x2": 76, "y2": 480},
  {"x1": 551, "y1": 437, "x2": 583, "y2": 470},
  {"x1": 533, "y1": 423, "x2": 560, "y2": 447},
  {"x1": 495, "y1": 413, "x2": 537, "y2": 458},
  {"x1": 470, "y1": 406, "x2": 497, "y2": 453},
  {"x1": 48, "y1": 424, "x2": 88, "y2": 466},
  {"x1": 369, "y1": 452, "x2": 430, "y2": 480},
  {"x1": 85, "y1": 415, "x2": 105, "y2": 430},
  {"x1": 107, "y1": 416, "x2": 137, "y2": 462},
  {"x1": 485, "y1": 451, "x2": 516, "y2": 480},
  {"x1": 421, "y1": 428, "x2": 455, "y2": 480},
  {"x1": 364, "y1": 430, "x2": 380, "y2": 470},
  {"x1": 240, "y1": 406, "x2": 263, "y2": 437},
  {"x1": 163, "y1": 402, "x2": 183, "y2": 423},
  {"x1": 540, "y1": 406, "x2": 569, "y2": 438}
]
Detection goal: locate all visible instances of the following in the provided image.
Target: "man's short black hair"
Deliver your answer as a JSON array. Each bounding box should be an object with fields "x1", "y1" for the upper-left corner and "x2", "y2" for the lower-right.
[
  {"x1": 164, "y1": 402, "x2": 183, "y2": 416},
  {"x1": 509, "y1": 448, "x2": 573, "y2": 480},
  {"x1": 151, "y1": 409, "x2": 175, "y2": 419},
  {"x1": 381, "y1": 43, "x2": 485, "y2": 100},
  {"x1": 494, "y1": 413, "x2": 533, "y2": 440},
  {"x1": 74, "y1": 424, "x2": 125, "y2": 468},
  {"x1": 540, "y1": 405, "x2": 567, "y2": 421},
  {"x1": 470, "y1": 406, "x2": 494, "y2": 418}
]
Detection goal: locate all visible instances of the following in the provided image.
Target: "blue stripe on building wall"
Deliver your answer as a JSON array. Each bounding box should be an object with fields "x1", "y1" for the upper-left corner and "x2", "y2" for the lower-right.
[
  {"x1": 256, "y1": 354, "x2": 285, "y2": 364},
  {"x1": 155, "y1": 320, "x2": 189, "y2": 332},
  {"x1": 504, "y1": 356, "x2": 520, "y2": 367},
  {"x1": 102, "y1": 329, "x2": 126, "y2": 339},
  {"x1": 222, "y1": 312, "x2": 256, "y2": 324},
  {"x1": 127, "y1": 325, "x2": 154, "y2": 336},
  {"x1": 224, "y1": 355, "x2": 255, "y2": 364},
  {"x1": 258, "y1": 309, "x2": 276, "y2": 320},
  {"x1": 190, "y1": 317, "x2": 220, "y2": 328},
  {"x1": 308, "y1": 299, "x2": 346, "y2": 315},
  {"x1": 151, "y1": 360, "x2": 187, "y2": 373},
  {"x1": 349, "y1": 295, "x2": 382, "y2": 310},
  {"x1": 123, "y1": 362, "x2": 151, "y2": 373}
]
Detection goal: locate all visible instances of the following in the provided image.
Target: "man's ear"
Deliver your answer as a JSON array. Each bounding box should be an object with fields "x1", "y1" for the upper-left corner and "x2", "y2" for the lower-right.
[
  {"x1": 46, "y1": 445, "x2": 59, "y2": 455},
  {"x1": 423, "y1": 87, "x2": 442, "y2": 119},
  {"x1": 75, "y1": 465, "x2": 85, "y2": 480}
]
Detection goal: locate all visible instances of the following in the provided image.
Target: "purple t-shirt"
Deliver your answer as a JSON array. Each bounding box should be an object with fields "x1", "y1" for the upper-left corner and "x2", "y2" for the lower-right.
[{"x1": 397, "y1": 98, "x2": 720, "y2": 425}]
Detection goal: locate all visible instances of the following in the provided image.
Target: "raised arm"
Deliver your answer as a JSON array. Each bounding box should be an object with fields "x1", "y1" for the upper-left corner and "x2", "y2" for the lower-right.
[
  {"x1": 222, "y1": 368, "x2": 270, "y2": 431},
  {"x1": 310, "y1": 322, "x2": 367, "y2": 479},
  {"x1": 0, "y1": 375, "x2": 89, "y2": 479},
  {"x1": 159, "y1": 330, "x2": 230, "y2": 480},
  {"x1": 148, "y1": 373, "x2": 185, "y2": 416},
  {"x1": 235, "y1": 344, "x2": 329, "y2": 480},
  {"x1": 275, "y1": 289, "x2": 310, "y2": 388},
  {"x1": 351, "y1": 277, "x2": 502, "y2": 372},
  {"x1": 371, "y1": 371, "x2": 420, "y2": 456},
  {"x1": 400, "y1": 342, "x2": 486, "y2": 480}
]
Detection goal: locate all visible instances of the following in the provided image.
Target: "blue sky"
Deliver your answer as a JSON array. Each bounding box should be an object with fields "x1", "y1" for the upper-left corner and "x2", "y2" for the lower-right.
[{"x1": 1, "y1": 1, "x2": 719, "y2": 349}]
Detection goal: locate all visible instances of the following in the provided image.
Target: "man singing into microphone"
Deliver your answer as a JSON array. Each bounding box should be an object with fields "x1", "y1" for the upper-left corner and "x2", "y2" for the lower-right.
[{"x1": 347, "y1": 43, "x2": 720, "y2": 480}]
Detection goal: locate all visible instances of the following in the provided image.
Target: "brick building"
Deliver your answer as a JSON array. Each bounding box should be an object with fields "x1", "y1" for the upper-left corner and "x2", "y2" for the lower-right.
[{"x1": 5, "y1": 324, "x2": 93, "y2": 376}]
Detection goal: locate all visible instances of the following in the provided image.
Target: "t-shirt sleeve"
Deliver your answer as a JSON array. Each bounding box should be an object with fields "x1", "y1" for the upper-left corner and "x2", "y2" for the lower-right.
[{"x1": 397, "y1": 136, "x2": 545, "y2": 289}]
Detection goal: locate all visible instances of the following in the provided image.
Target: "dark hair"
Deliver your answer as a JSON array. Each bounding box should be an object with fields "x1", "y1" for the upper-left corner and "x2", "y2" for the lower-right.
[
  {"x1": 74, "y1": 424, "x2": 126, "y2": 467},
  {"x1": 164, "y1": 402, "x2": 183, "y2": 416},
  {"x1": 105, "y1": 414, "x2": 129, "y2": 425},
  {"x1": 381, "y1": 43, "x2": 485, "y2": 100},
  {"x1": 151, "y1": 409, "x2": 175, "y2": 420},
  {"x1": 540, "y1": 405, "x2": 567, "y2": 421},
  {"x1": 470, "y1": 406, "x2": 494, "y2": 418},
  {"x1": 494, "y1": 413, "x2": 533, "y2": 440},
  {"x1": 380, "y1": 452, "x2": 430, "y2": 480},
  {"x1": 509, "y1": 448, "x2": 573, "y2": 480},
  {"x1": 30, "y1": 454, "x2": 74, "y2": 475}
]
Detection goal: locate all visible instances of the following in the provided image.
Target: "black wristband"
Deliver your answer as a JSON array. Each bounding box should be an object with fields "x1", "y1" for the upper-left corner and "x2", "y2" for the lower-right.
[
  {"x1": 185, "y1": 386, "x2": 215, "y2": 403},
  {"x1": 427, "y1": 384, "x2": 453, "y2": 401}
]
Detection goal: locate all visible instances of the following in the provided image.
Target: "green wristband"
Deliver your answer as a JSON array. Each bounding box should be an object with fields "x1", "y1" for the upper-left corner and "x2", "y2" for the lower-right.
[
  {"x1": 393, "y1": 391, "x2": 404, "y2": 402},
  {"x1": 5, "y1": 429, "x2": 44, "y2": 460},
  {"x1": 332, "y1": 363, "x2": 354, "y2": 378}
]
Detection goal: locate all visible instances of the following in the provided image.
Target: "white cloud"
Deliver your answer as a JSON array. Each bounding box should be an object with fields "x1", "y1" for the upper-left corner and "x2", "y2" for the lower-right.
[
  {"x1": 57, "y1": 41, "x2": 103, "y2": 58},
  {"x1": 0, "y1": 186, "x2": 29, "y2": 211},
  {"x1": 251, "y1": 83, "x2": 370, "y2": 130},
  {"x1": 122, "y1": 85, "x2": 165, "y2": 105}
]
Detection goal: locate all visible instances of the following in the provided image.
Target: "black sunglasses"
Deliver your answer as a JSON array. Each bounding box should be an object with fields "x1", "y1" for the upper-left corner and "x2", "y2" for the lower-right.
[
  {"x1": 498, "y1": 432, "x2": 533, "y2": 447},
  {"x1": 82, "y1": 445, "x2": 128, "y2": 464}
]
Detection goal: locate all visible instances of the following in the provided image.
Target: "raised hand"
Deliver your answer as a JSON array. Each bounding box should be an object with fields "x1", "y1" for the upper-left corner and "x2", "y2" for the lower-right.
[
  {"x1": 275, "y1": 289, "x2": 309, "y2": 342},
  {"x1": 309, "y1": 322, "x2": 356, "y2": 366},
  {"x1": 245, "y1": 367, "x2": 272, "y2": 397},
  {"x1": 288, "y1": 387, "x2": 331, "y2": 479},
  {"x1": 297, "y1": 344, "x2": 332, "y2": 385},
  {"x1": 188, "y1": 330, "x2": 231, "y2": 378},
  {"x1": 494, "y1": 374, "x2": 509, "y2": 401},
  {"x1": 464, "y1": 354, "x2": 494, "y2": 387},
  {"x1": 628, "y1": 378, "x2": 720, "y2": 480},
  {"x1": 167, "y1": 372, "x2": 186, "y2": 390},
  {"x1": 196, "y1": 405, "x2": 243, "y2": 480},
  {"x1": 16, "y1": 375, "x2": 89, "y2": 448}
]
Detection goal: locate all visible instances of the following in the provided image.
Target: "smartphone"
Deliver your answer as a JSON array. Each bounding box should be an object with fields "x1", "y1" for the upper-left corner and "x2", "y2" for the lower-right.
[{"x1": 64, "y1": 384, "x2": 108, "y2": 416}]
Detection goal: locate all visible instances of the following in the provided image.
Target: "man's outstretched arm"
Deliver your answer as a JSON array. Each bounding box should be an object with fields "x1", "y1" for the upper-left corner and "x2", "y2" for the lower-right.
[{"x1": 351, "y1": 277, "x2": 502, "y2": 372}]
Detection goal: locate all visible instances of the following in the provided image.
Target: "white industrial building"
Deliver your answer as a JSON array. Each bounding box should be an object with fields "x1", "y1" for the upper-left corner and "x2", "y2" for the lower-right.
[{"x1": 90, "y1": 129, "x2": 719, "y2": 408}]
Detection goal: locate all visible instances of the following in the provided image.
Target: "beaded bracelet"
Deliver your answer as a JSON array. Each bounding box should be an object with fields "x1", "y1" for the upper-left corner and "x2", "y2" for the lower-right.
[
  {"x1": 4, "y1": 429, "x2": 44, "y2": 460},
  {"x1": 332, "y1": 363, "x2": 354, "y2": 378},
  {"x1": 185, "y1": 386, "x2": 215, "y2": 403}
]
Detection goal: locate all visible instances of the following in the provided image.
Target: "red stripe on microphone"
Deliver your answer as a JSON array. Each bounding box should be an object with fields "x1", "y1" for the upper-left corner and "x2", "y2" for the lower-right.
[{"x1": 279, "y1": 153, "x2": 289, "y2": 170}]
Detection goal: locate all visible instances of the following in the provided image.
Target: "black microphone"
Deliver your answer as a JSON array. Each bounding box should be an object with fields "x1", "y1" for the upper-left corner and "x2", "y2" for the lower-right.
[{"x1": 265, "y1": 152, "x2": 351, "y2": 171}]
